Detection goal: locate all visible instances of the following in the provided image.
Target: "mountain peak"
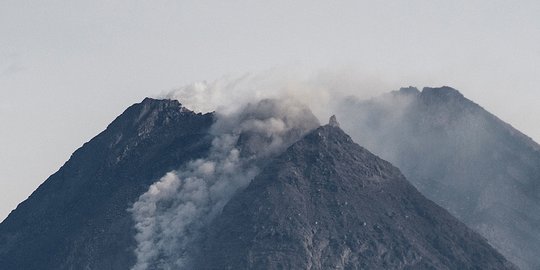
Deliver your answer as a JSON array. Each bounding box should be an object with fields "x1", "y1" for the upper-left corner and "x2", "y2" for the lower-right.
[
  {"x1": 0, "y1": 97, "x2": 215, "y2": 270},
  {"x1": 328, "y1": 115, "x2": 340, "y2": 127},
  {"x1": 140, "y1": 97, "x2": 184, "y2": 111},
  {"x1": 421, "y1": 86, "x2": 464, "y2": 101},
  {"x1": 196, "y1": 124, "x2": 516, "y2": 270},
  {"x1": 0, "y1": 95, "x2": 520, "y2": 270},
  {"x1": 398, "y1": 86, "x2": 420, "y2": 95},
  {"x1": 335, "y1": 85, "x2": 540, "y2": 269}
]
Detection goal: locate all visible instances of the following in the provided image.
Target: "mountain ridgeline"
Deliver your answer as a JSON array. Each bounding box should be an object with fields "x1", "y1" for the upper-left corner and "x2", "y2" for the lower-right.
[
  {"x1": 194, "y1": 123, "x2": 514, "y2": 269},
  {"x1": 0, "y1": 89, "x2": 523, "y2": 269},
  {"x1": 0, "y1": 98, "x2": 214, "y2": 269},
  {"x1": 336, "y1": 87, "x2": 540, "y2": 270}
]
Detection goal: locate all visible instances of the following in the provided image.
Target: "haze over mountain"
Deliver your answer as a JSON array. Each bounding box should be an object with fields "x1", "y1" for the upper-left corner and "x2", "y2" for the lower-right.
[
  {"x1": 3, "y1": 0, "x2": 540, "y2": 233},
  {"x1": 0, "y1": 93, "x2": 517, "y2": 269},
  {"x1": 336, "y1": 87, "x2": 540, "y2": 269},
  {"x1": 194, "y1": 122, "x2": 514, "y2": 269}
]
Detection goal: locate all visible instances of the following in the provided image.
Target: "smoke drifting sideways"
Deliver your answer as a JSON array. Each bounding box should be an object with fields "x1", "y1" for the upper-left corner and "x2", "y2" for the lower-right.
[
  {"x1": 129, "y1": 71, "x2": 389, "y2": 269},
  {"x1": 160, "y1": 69, "x2": 387, "y2": 119},
  {"x1": 132, "y1": 72, "x2": 540, "y2": 269},
  {"x1": 334, "y1": 88, "x2": 540, "y2": 270},
  {"x1": 129, "y1": 96, "x2": 320, "y2": 269}
]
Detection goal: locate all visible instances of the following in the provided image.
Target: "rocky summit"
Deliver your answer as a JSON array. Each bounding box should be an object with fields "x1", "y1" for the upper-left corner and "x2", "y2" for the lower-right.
[
  {"x1": 337, "y1": 87, "x2": 540, "y2": 269},
  {"x1": 0, "y1": 97, "x2": 517, "y2": 270},
  {"x1": 0, "y1": 98, "x2": 214, "y2": 269},
  {"x1": 195, "y1": 121, "x2": 515, "y2": 269}
]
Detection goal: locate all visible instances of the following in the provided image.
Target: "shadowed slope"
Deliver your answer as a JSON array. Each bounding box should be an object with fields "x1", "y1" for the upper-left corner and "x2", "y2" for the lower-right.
[
  {"x1": 196, "y1": 122, "x2": 515, "y2": 269},
  {"x1": 337, "y1": 87, "x2": 540, "y2": 269},
  {"x1": 0, "y1": 98, "x2": 214, "y2": 270}
]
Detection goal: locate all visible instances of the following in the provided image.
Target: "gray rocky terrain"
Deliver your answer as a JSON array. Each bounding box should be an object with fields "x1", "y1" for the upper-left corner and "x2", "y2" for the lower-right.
[
  {"x1": 0, "y1": 95, "x2": 519, "y2": 269},
  {"x1": 337, "y1": 87, "x2": 540, "y2": 269},
  {"x1": 195, "y1": 121, "x2": 515, "y2": 269}
]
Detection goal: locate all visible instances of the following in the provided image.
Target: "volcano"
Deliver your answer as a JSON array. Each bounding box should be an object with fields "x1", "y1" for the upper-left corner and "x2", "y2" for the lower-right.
[{"x1": 0, "y1": 97, "x2": 516, "y2": 269}]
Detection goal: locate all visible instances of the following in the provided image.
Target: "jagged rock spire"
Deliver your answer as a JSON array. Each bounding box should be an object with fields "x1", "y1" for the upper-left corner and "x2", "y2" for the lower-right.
[{"x1": 329, "y1": 115, "x2": 340, "y2": 127}]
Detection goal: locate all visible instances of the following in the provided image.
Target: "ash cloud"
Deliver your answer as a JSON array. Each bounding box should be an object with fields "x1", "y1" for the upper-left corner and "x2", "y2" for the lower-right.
[
  {"x1": 160, "y1": 69, "x2": 387, "y2": 120},
  {"x1": 130, "y1": 97, "x2": 319, "y2": 269},
  {"x1": 131, "y1": 71, "x2": 393, "y2": 269},
  {"x1": 132, "y1": 70, "x2": 540, "y2": 269}
]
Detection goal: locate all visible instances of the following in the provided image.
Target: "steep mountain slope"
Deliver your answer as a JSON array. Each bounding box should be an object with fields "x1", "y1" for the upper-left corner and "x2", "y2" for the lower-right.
[
  {"x1": 336, "y1": 87, "x2": 540, "y2": 269},
  {"x1": 0, "y1": 98, "x2": 214, "y2": 270},
  {"x1": 0, "y1": 96, "x2": 519, "y2": 270},
  {"x1": 195, "y1": 122, "x2": 515, "y2": 269}
]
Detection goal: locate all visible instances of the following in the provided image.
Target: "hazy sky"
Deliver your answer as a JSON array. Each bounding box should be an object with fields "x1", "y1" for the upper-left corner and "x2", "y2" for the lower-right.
[{"x1": 1, "y1": 0, "x2": 539, "y2": 221}]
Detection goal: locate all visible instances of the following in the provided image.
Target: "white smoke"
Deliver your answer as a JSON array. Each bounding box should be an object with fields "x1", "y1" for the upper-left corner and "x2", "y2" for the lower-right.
[
  {"x1": 130, "y1": 70, "x2": 396, "y2": 269},
  {"x1": 130, "y1": 97, "x2": 320, "y2": 269},
  {"x1": 131, "y1": 70, "x2": 539, "y2": 269},
  {"x1": 160, "y1": 69, "x2": 388, "y2": 120}
]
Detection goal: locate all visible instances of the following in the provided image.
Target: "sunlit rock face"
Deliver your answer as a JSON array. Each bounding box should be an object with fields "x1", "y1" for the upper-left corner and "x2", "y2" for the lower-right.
[{"x1": 337, "y1": 86, "x2": 540, "y2": 269}]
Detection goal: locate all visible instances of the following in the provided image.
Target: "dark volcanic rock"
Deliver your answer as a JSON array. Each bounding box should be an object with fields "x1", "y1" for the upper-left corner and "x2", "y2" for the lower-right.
[
  {"x1": 0, "y1": 96, "x2": 519, "y2": 270},
  {"x1": 0, "y1": 98, "x2": 214, "y2": 270},
  {"x1": 195, "y1": 123, "x2": 515, "y2": 270},
  {"x1": 337, "y1": 86, "x2": 540, "y2": 269}
]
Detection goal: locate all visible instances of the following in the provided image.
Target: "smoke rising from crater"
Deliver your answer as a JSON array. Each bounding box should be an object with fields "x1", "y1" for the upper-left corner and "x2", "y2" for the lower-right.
[
  {"x1": 130, "y1": 97, "x2": 320, "y2": 269},
  {"x1": 131, "y1": 71, "x2": 400, "y2": 269},
  {"x1": 133, "y1": 71, "x2": 540, "y2": 270},
  {"x1": 160, "y1": 70, "x2": 388, "y2": 120}
]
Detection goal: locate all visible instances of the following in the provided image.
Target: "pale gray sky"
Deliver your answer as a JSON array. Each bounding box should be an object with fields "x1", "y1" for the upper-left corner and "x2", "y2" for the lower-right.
[{"x1": 1, "y1": 0, "x2": 539, "y2": 221}]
